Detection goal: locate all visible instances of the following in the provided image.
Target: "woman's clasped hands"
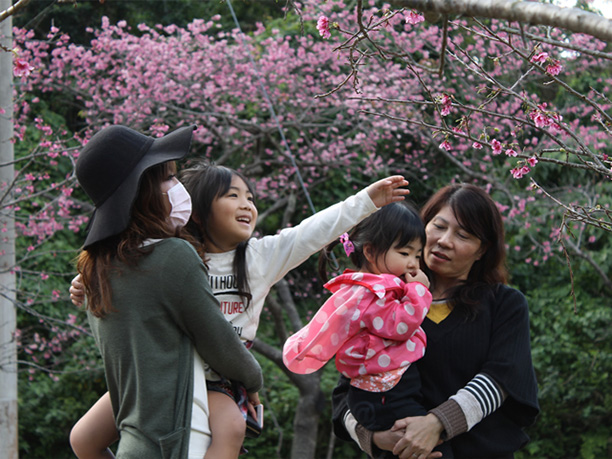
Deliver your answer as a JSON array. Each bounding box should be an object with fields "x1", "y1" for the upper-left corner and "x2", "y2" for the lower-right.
[{"x1": 373, "y1": 413, "x2": 444, "y2": 459}]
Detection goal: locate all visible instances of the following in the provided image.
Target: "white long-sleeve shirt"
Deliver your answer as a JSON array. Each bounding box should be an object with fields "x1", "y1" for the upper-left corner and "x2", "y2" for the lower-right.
[{"x1": 206, "y1": 188, "x2": 379, "y2": 343}]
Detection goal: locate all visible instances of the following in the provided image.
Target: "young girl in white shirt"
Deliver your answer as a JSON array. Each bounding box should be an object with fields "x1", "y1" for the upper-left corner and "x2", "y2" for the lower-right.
[{"x1": 69, "y1": 162, "x2": 410, "y2": 458}]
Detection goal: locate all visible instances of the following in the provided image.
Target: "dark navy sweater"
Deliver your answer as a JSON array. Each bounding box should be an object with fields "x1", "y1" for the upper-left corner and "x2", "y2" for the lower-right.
[{"x1": 333, "y1": 284, "x2": 540, "y2": 458}]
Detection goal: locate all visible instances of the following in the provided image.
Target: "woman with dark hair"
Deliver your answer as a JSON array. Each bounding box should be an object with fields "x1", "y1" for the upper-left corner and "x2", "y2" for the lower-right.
[
  {"x1": 72, "y1": 125, "x2": 263, "y2": 459},
  {"x1": 332, "y1": 184, "x2": 540, "y2": 459}
]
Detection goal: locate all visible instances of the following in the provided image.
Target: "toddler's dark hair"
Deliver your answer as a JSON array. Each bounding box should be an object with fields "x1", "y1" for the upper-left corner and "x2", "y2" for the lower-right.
[{"x1": 318, "y1": 201, "x2": 425, "y2": 282}]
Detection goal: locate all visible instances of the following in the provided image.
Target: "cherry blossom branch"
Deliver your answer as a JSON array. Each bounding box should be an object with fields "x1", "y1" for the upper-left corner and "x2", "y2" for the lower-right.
[
  {"x1": 530, "y1": 179, "x2": 612, "y2": 233},
  {"x1": 391, "y1": 0, "x2": 612, "y2": 42}
]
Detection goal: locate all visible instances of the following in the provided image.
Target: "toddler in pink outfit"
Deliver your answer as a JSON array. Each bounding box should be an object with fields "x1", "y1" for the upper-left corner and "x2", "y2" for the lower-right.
[{"x1": 283, "y1": 202, "x2": 431, "y2": 431}]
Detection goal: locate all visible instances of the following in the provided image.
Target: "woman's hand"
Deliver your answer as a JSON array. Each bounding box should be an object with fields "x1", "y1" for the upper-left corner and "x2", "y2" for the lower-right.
[
  {"x1": 373, "y1": 428, "x2": 405, "y2": 452},
  {"x1": 366, "y1": 176, "x2": 410, "y2": 208},
  {"x1": 391, "y1": 414, "x2": 444, "y2": 459},
  {"x1": 69, "y1": 274, "x2": 85, "y2": 307},
  {"x1": 373, "y1": 424, "x2": 443, "y2": 459}
]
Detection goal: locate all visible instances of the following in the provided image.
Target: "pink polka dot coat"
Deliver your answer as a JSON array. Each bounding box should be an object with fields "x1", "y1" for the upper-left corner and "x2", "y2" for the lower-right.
[{"x1": 282, "y1": 270, "x2": 431, "y2": 392}]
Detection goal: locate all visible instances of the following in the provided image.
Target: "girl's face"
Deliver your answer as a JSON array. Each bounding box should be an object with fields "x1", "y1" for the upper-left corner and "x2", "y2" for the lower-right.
[
  {"x1": 365, "y1": 238, "x2": 423, "y2": 279},
  {"x1": 206, "y1": 175, "x2": 258, "y2": 253},
  {"x1": 424, "y1": 205, "x2": 484, "y2": 286}
]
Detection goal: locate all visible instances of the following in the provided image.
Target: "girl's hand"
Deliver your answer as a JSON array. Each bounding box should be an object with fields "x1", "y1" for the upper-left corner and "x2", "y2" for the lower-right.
[
  {"x1": 404, "y1": 269, "x2": 430, "y2": 289},
  {"x1": 69, "y1": 274, "x2": 85, "y2": 307},
  {"x1": 247, "y1": 392, "x2": 261, "y2": 419},
  {"x1": 391, "y1": 414, "x2": 444, "y2": 459},
  {"x1": 366, "y1": 176, "x2": 410, "y2": 208}
]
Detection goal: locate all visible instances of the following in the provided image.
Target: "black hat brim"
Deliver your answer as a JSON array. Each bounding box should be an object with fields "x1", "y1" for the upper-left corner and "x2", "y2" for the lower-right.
[{"x1": 82, "y1": 125, "x2": 195, "y2": 248}]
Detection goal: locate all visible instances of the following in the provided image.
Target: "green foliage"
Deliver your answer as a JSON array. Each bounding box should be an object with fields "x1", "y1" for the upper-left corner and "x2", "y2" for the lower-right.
[
  {"x1": 14, "y1": 0, "x2": 287, "y2": 44},
  {"x1": 515, "y1": 263, "x2": 612, "y2": 458},
  {"x1": 19, "y1": 363, "x2": 106, "y2": 458}
]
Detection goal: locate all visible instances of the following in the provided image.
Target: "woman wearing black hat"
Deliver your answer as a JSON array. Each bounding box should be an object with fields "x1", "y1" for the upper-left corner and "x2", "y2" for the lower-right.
[{"x1": 73, "y1": 125, "x2": 263, "y2": 458}]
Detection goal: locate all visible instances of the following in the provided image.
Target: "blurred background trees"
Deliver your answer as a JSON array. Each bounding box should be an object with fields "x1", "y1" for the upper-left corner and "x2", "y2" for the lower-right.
[{"x1": 1, "y1": 0, "x2": 611, "y2": 457}]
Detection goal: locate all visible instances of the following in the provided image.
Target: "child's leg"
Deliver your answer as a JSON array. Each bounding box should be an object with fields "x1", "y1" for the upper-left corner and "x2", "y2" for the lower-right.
[
  {"x1": 204, "y1": 390, "x2": 246, "y2": 459},
  {"x1": 70, "y1": 391, "x2": 118, "y2": 459}
]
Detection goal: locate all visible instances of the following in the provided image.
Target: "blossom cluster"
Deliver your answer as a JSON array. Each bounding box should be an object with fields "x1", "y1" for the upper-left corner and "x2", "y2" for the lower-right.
[
  {"x1": 8, "y1": 0, "x2": 612, "y2": 375},
  {"x1": 531, "y1": 51, "x2": 563, "y2": 76}
]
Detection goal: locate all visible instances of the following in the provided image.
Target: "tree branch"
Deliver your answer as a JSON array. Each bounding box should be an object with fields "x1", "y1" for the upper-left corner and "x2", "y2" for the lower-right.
[
  {"x1": 393, "y1": 0, "x2": 612, "y2": 42},
  {"x1": 0, "y1": 0, "x2": 32, "y2": 23}
]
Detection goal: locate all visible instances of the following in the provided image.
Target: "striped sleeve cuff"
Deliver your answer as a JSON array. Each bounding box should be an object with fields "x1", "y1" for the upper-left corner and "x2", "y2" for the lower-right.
[
  {"x1": 450, "y1": 373, "x2": 506, "y2": 431},
  {"x1": 429, "y1": 399, "x2": 467, "y2": 440},
  {"x1": 343, "y1": 410, "x2": 374, "y2": 456}
]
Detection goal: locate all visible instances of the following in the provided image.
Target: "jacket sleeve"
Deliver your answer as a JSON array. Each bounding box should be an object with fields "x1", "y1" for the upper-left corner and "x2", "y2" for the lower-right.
[
  {"x1": 429, "y1": 286, "x2": 539, "y2": 437},
  {"x1": 169, "y1": 241, "x2": 263, "y2": 393},
  {"x1": 360, "y1": 281, "x2": 431, "y2": 341},
  {"x1": 282, "y1": 284, "x2": 368, "y2": 374},
  {"x1": 480, "y1": 287, "x2": 539, "y2": 426},
  {"x1": 251, "y1": 189, "x2": 378, "y2": 285}
]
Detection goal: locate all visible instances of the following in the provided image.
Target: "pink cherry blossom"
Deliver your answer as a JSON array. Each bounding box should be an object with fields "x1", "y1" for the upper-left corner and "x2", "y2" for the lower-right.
[
  {"x1": 14, "y1": 58, "x2": 35, "y2": 77},
  {"x1": 511, "y1": 166, "x2": 531, "y2": 179},
  {"x1": 491, "y1": 139, "x2": 502, "y2": 155},
  {"x1": 439, "y1": 140, "x2": 452, "y2": 151},
  {"x1": 527, "y1": 156, "x2": 538, "y2": 167},
  {"x1": 317, "y1": 15, "x2": 331, "y2": 39},
  {"x1": 529, "y1": 109, "x2": 551, "y2": 128},
  {"x1": 546, "y1": 60, "x2": 563, "y2": 75},
  {"x1": 404, "y1": 11, "x2": 424, "y2": 25},
  {"x1": 505, "y1": 148, "x2": 518, "y2": 157},
  {"x1": 437, "y1": 94, "x2": 452, "y2": 116},
  {"x1": 530, "y1": 51, "x2": 549, "y2": 64}
]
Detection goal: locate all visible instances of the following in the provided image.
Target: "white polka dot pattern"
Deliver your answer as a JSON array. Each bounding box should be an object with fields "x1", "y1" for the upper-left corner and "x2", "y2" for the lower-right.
[{"x1": 282, "y1": 271, "x2": 431, "y2": 393}]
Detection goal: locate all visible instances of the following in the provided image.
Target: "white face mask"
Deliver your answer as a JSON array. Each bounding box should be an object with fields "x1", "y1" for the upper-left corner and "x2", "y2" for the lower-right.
[{"x1": 166, "y1": 182, "x2": 192, "y2": 230}]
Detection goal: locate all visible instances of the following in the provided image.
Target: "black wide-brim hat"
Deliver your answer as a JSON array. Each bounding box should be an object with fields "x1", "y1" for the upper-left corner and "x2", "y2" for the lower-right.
[{"x1": 76, "y1": 124, "x2": 196, "y2": 249}]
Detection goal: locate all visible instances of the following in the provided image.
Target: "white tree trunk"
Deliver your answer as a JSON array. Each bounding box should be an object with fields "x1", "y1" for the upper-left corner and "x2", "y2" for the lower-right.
[
  {"x1": 0, "y1": 1, "x2": 18, "y2": 457},
  {"x1": 394, "y1": 0, "x2": 612, "y2": 42}
]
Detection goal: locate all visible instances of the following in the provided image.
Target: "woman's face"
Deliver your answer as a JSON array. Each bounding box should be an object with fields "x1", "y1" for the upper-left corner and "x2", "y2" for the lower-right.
[
  {"x1": 424, "y1": 205, "x2": 484, "y2": 287},
  {"x1": 206, "y1": 175, "x2": 258, "y2": 253}
]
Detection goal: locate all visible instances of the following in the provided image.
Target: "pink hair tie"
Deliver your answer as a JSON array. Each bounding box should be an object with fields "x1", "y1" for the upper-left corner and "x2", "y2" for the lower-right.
[{"x1": 340, "y1": 233, "x2": 354, "y2": 257}]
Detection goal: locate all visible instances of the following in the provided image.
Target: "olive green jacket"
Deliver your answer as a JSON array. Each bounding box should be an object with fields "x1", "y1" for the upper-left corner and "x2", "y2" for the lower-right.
[{"x1": 88, "y1": 238, "x2": 262, "y2": 459}]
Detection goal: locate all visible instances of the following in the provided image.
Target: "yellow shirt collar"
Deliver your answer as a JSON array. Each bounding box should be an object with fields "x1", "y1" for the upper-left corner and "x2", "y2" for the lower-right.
[{"x1": 428, "y1": 300, "x2": 452, "y2": 324}]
